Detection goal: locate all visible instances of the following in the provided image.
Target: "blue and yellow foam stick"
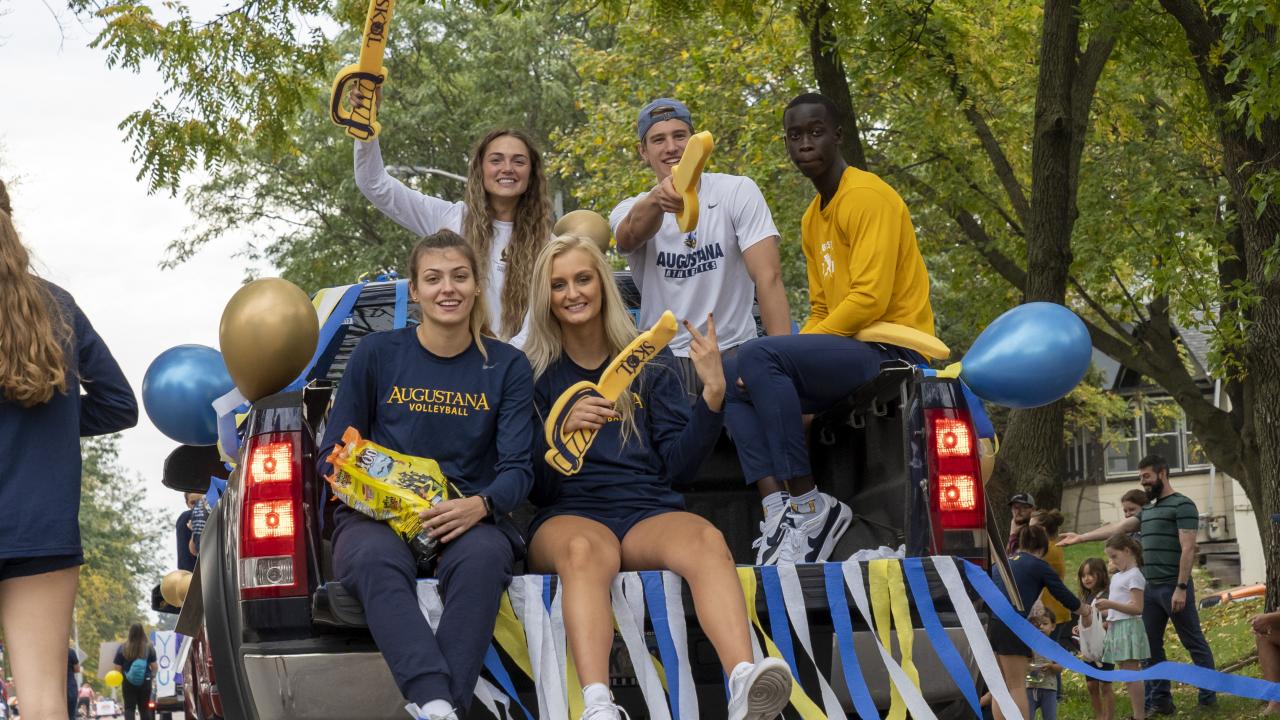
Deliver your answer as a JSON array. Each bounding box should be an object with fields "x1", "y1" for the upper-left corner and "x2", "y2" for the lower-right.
[
  {"x1": 544, "y1": 311, "x2": 679, "y2": 475},
  {"x1": 330, "y1": 0, "x2": 395, "y2": 141}
]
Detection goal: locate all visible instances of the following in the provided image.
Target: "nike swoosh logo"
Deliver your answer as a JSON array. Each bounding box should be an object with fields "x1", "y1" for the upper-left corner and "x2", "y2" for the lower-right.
[
  {"x1": 707, "y1": 201, "x2": 719, "y2": 208},
  {"x1": 806, "y1": 509, "x2": 844, "y2": 560}
]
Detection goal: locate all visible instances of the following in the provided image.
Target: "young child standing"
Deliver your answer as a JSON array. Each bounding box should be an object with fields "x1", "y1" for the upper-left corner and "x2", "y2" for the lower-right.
[
  {"x1": 1097, "y1": 533, "x2": 1150, "y2": 720},
  {"x1": 1026, "y1": 610, "x2": 1064, "y2": 720},
  {"x1": 1077, "y1": 557, "x2": 1115, "y2": 720}
]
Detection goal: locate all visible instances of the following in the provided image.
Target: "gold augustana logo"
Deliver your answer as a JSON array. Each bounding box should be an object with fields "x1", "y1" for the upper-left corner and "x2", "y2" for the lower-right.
[{"x1": 386, "y1": 386, "x2": 491, "y2": 416}]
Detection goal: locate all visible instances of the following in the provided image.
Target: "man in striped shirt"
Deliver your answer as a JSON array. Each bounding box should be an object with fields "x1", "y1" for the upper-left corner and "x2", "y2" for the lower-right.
[{"x1": 1059, "y1": 454, "x2": 1216, "y2": 714}]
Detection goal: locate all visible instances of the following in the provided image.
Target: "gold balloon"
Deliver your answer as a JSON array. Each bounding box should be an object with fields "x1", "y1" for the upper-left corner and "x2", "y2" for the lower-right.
[
  {"x1": 553, "y1": 209, "x2": 613, "y2": 254},
  {"x1": 219, "y1": 278, "x2": 319, "y2": 401},
  {"x1": 161, "y1": 569, "x2": 193, "y2": 608},
  {"x1": 105, "y1": 670, "x2": 124, "y2": 688}
]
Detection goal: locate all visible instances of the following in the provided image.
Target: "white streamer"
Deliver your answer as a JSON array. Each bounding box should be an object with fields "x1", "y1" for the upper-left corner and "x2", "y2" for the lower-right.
[
  {"x1": 777, "y1": 565, "x2": 845, "y2": 719},
  {"x1": 510, "y1": 576, "x2": 570, "y2": 720},
  {"x1": 931, "y1": 557, "x2": 1023, "y2": 720},
  {"x1": 661, "y1": 572, "x2": 700, "y2": 720},
  {"x1": 611, "y1": 574, "x2": 673, "y2": 720},
  {"x1": 842, "y1": 562, "x2": 938, "y2": 719}
]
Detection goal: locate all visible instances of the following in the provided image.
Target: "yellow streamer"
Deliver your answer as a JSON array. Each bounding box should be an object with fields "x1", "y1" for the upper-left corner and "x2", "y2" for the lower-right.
[
  {"x1": 736, "y1": 568, "x2": 825, "y2": 720},
  {"x1": 566, "y1": 650, "x2": 584, "y2": 719},
  {"x1": 870, "y1": 560, "x2": 923, "y2": 720},
  {"x1": 494, "y1": 593, "x2": 534, "y2": 679}
]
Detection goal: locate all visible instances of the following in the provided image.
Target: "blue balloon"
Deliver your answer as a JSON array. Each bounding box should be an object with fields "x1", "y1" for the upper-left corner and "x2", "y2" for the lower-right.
[
  {"x1": 142, "y1": 345, "x2": 234, "y2": 446},
  {"x1": 961, "y1": 302, "x2": 1091, "y2": 409}
]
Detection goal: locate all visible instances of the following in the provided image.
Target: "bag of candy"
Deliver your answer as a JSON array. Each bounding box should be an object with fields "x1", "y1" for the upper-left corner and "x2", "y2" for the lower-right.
[{"x1": 325, "y1": 426, "x2": 457, "y2": 570}]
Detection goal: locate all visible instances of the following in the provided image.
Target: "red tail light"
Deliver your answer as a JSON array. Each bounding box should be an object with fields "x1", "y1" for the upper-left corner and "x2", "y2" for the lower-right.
[
  {"x1": 239, "y1": 432, "x2": 308, "y2": 600},
  {"x1": 925, "y1": 408, "x2": 987, "y2": 565}
]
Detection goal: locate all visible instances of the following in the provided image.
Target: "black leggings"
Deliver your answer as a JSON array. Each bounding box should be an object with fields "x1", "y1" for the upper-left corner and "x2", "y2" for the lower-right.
[{"x1": 121, "y1": 680, "x2": 154, "y2": 720}]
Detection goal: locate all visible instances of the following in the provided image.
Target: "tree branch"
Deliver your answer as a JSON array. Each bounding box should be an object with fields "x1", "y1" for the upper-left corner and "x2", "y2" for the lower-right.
[
  {"x1": 923, "y1": 28, "x2": 1032, "y2": 226},
  {"x1": 797, "y1": 0, "x2": 867, "y2": 169}
]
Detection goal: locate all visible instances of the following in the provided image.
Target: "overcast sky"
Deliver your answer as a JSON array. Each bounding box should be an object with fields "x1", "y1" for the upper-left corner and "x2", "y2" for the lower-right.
[{"x1": 1, "y1": 2, "x2": 267, "y2": 564}]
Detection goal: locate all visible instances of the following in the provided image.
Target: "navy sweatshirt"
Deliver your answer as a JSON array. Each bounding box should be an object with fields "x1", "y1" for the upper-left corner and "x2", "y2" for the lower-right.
[
  {"x1": 993, "y1": 551, "x2": 1081, "y2": 616},
  {"x1": 530, "y1": 349, "x2": 722, "y2": 520},
  {"x1": 0, "y1": 281, "x2": 138, "y2": 560},
  {"x1": 317, "y1": 328, "x2": 534, "y2": 517}
]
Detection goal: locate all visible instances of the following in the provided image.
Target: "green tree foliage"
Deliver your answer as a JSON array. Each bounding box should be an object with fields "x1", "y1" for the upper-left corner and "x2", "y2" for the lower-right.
[{"x1": 76, "y1": 436, "x2": 165, "y2": 684}]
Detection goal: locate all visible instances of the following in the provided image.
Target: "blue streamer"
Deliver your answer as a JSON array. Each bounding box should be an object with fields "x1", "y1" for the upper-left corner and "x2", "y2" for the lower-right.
[
  {"x1": 759, "y1": 566, "x2": 801, "y2": 680},
  {"x1": 205, "y1": 476, "x2": 227, "y2": 512},
  {"x1": 393, "y1": 280, "x2": 409, "y2": 329},
  {"x1": 286, "y1": 284, "x2": 364, "y2": 392},
  {"x1": 482, "y1": 645, "x2": 534, "y2": 720},
  {"x1": 962, "y1": 559, "x2": 1280, "y2": 701},
  {"x1": 959, "y1": 381, "x2": 995, "y2": 439},
  {"x1": 641, "y1": 572, "x2": 683, "y2": 720},
  {"x1": 902, "y1": 558, "x2": 982, "y2": 715},
  {"x1": 822, "y1": 563, "x2": 880, "y2": 720},
  {"x1": 542, "y1": 577, "x2": 553, "y2": 613}
]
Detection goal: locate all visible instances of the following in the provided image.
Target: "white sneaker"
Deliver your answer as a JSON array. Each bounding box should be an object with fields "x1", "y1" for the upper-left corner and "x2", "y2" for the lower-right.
[
  {"x1": 752, "y1": 506, "x2": 795, "y2": 565},
  {"x1": 405, "y1": 703, "x2": 458, "y2": 720},
  {"x1": 775, "y1": 494, "x2": 852, "y2": 564},
  {"x1": 727, "y1": 657, "x2": 793, "y2": 720},
  {"x1": 581, "y1": 701, "x2": 630, "y2": 720}
]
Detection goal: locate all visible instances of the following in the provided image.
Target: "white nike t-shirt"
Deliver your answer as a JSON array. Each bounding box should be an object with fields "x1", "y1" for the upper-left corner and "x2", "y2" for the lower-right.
[
  {"x1": 354, "y1": 139, "x2": 529, "y2": 347},
  {"x1": 609, "y1": 173, "x2": 779, "y2": 356}
]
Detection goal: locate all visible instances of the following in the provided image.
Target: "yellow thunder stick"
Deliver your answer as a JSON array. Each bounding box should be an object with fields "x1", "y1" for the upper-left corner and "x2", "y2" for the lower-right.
[
  {"x1": 325, "y1": 427, "x2": 457, "y2": 566},
  {"x1": 545, "y1": 310, "x2": 680, "y2": 475},
  {"x1": 854, "y1": 321, "x2": 951, "y2": 360},
  {"x1": 672, "y1": 131, "x2": 714, "y2": 232},
  {"x1": 330, "y1": 0, "x2": 396, "y2": 141}
]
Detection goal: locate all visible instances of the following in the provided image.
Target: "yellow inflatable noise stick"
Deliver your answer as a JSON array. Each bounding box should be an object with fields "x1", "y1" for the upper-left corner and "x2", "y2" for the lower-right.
[
  {"x1": 854, "y1": 321, "x2": 951, "y2": 360},
  {"x1": 330, "y1": 0, "x2": 396, "y2": 141},
  {"x1": 672, "y1": 131, "x2": 714, "y2": 232},
  {"x1": 544, "y1": 311, "x2": 680, "y2": 475}
]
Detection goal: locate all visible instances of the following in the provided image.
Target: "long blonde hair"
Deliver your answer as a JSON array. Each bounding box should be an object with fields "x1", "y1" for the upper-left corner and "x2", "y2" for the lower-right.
[
  {"x1": 524, "y1": 235, "x2": 643, "y2": 440},
  {"x1": 0, "y1": 188, "x2": 72, "y2": 407},
  {"x1": 407, "y1": 230, "x2": 491, "y2": 362},
  {"x1": 461, "y1": 129, "x2": 553, "y2": 340}
]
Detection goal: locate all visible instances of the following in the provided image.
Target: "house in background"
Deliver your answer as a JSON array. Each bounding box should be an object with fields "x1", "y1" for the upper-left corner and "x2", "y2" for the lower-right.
[{"x1": 1060, "y1": 327, "x2": 1265, "y2": 587}]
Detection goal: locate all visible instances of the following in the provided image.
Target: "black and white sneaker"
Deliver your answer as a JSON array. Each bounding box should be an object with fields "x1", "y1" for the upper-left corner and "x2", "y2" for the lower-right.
[
  {"x1": 776, "y1": 494, "x2": 852, "y2": 564},
  {"x1": 752, "y1": 508, "x2": 795, "y2": 565}
]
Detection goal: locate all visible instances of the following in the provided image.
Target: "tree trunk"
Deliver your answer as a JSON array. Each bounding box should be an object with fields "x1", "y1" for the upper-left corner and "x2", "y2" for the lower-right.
[
  {"x1": 1157, "y1": 0, "x2": 1280, "y2": 612},
  {"x1": 989, "y1": 0, "x2": 1081, "y2": 519},
  {"x1": 798, "y1": 0, "x2": 867, "y2": 170}
]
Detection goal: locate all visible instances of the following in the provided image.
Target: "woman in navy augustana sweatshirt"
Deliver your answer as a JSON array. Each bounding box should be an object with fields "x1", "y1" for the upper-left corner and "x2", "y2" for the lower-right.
[
  {"x1": 521, "y1": 234, "x2": 793, "y2": 720},
  {"x1": 0, "y1": 197, "x2": 138, "y2": 720},
  {"x1": 317, "y1": 230, "x2": 534, "y2": 720}
]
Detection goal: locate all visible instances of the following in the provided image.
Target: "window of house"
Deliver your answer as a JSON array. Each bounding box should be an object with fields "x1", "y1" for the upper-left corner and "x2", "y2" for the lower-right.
[
  {"x1": 1097, "y1": 398, "x2": 1212, "y2": 477},
  {"x1": 1104, "y1": 414, "x2": 1141, "y2": 475}
]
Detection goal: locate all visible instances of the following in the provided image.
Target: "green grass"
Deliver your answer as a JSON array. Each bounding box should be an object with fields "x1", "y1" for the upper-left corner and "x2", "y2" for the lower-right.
[{"x1": 1053, "y1": 541, "x2": 1271, "y2": 719}]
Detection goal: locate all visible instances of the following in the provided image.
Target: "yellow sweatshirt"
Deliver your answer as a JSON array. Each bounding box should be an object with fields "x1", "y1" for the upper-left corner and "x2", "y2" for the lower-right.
[{"x1": 800, "y1": 167, "x2": 936, "y2": 338}]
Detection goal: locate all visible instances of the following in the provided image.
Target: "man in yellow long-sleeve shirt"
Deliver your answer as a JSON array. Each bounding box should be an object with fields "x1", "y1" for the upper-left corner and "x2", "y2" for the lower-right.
[{"x1": 725, "y1": 92, "x2": 939, "y2": 565}]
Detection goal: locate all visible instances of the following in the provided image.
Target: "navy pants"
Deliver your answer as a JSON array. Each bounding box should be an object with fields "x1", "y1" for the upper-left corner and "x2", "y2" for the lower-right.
[
  {"x1": 334, "y1": 511, "x2": 515, "y2": 712},
  {"x1": 1143, "y1": 579, "x2": 1216, "y2": 707},
  {"x1": 724, "y1": 334, "x2": 919, "y2": 483}
]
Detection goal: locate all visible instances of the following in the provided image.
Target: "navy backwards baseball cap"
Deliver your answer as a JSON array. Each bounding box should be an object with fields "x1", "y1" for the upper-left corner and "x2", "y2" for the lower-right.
[
  {"x1": 637, "y1": 98, "x2": 694, "y2": 141},
  {"x1": 1008, "y1": 492, "x2": 1036, "y2": 508}
]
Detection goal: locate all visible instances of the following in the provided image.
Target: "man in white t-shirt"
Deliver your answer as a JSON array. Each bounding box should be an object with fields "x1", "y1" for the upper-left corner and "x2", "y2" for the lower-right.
[{"x1": 611, "y1": 98, "x2": 791, "y2": 402}]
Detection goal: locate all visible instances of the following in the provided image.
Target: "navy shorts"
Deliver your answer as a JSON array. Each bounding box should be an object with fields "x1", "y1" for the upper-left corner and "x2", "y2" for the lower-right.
[
  {"x1": 531, "y1": 507, "x2": 679, "y2": 542},
  {"x1": 0, "y1": 553, "x2": 84, "y2": 582}
]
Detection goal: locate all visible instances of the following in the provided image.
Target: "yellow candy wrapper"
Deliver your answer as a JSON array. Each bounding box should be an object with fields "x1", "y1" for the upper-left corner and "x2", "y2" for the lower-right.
[{"x1": 325, "y1": 426, "x2": 458, "y2": 568}]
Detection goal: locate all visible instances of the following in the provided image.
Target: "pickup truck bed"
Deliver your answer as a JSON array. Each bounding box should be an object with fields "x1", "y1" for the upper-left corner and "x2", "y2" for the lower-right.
[{"x1": 178, "y1": 279, "x2": 991, "y2": 720}]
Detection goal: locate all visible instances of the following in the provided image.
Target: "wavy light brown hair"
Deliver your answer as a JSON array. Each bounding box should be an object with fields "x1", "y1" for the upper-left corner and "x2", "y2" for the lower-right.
[
  {"x1": 408, "y1": 230, "x2": 491, "y2": 362},
  {"x1": 0, "y1": 187, "x2": 72, "y2": 407},
  {"x1": 461, "y1": 129, "x2": 553, "y2": 340}
]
